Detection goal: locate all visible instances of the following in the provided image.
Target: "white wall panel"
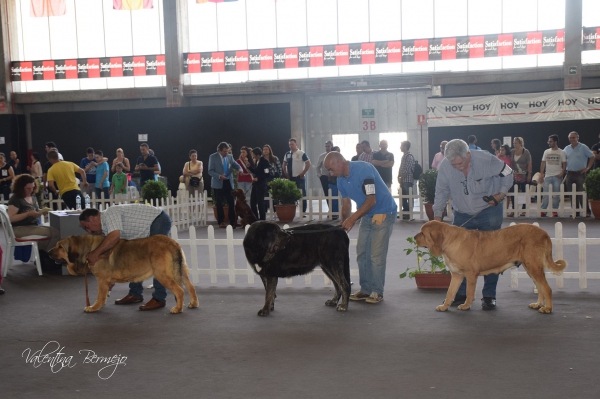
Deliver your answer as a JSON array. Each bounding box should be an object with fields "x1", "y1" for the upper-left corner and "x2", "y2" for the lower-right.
[
  {"x1": 248, "y1": 69, "x2": 279, "y2": 81},
  {"x1": 402, "y1": 61, "x2": 434, "y2": 73},
  {"x1": 49, "y1": 0, "x2": 77, "y2": 59},
  {"x1": 276, "y1": 0, "x2": 307, "y2": 47},
  {"x1": 216, "y1": 0, "x2": 247, "y2": 51},
  {"x1": 53, "y1": 79, "x2": 80, "y2": 91},
  {"x1": 503, "y1": 0, "x2": 537, "y2": 33},
  {"x1": 307, "y1": 0, "x2": 337, "y2": 45},
  {"x1": 402, "y1": 0, "x2": 433, "y2": 40},
  {"x1": 582, "y1": 0, "x2": 600, "y2": 27},
  {"x1": 190, "y1": 72, "x2": 219, "y2": 85},
  {"x1": 468, "y1": 0, "x2": 501, "y2": 35},
  {"x1": 103, "y1": 0, "x2": 133, "y2": 57},
  {"x1": 80, "y1": 78, "x2": 108, "y2": 90},
  {"x1": 434, "y1": 59, "x2": 468, "y2": 72},
  {"x1": 338, "y1": 0, "x2": 369, "y2": 44},
  {"x1": 308, "y1": 66, "x2": 338, "y2": 78},
  {"x1": 187, "y1": 0, "x2": 218, "y2": 52},
  {"x1": 538, "y1": 0, "x2": 565, "y2": 30},
  {"x1": 277, "y1": 69, "x2": 308, "y2": 80},
  {"x1": 338, "y1": 64, "x2": 370, "y2": 77},
  {"x1": 218, "y1": 71, "x2": 248, "y2": 84},
  {"x1": 75, "y1": 0, "x2": 106, "y2": 58},
  {"x1": 369, "y1": 0, "x2": 401, "y2": 42},
  {"x1": 434, "y1": 0, "x2": 467, "y2": 37},
  {"x1": 19, "y1": 0, "x2": 52, "y2": 60},
  {"x1": 247, "y1": 0, "x2": 276, "y2": 50},
  {"x1": 537, "y1": 53, "x2": 564, "y2": 67},
  {"x1": 134, "y1": 76, "x2": 164, "y2": 87},
  {"x1": 469, "y1": 57, "x2": 502, "y2": 71},
  {"x1": 131, "y1": 0, "x2": 162, "y2": 55},
  {"x1": 106, "y1": 76, "x2": 135, "y2": 89},
  {"x1": 503, "y1": 54, "x2": 538, "y2": 69}
]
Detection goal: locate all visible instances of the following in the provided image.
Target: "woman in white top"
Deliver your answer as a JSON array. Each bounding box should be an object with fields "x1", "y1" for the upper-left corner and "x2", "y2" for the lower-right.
[
  {"x1": 182, "y1": 149, "x2": 203, "y2": 198},
  {"x1": 111, "y1": 148, "x2": 131, "y2": 173},
  {"x1": 28, "y1": 152, "x2": 43, "y2": 179}
]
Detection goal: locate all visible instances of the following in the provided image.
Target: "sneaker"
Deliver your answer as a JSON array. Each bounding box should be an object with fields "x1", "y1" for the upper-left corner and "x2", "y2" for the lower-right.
[
  {"x1": 365, "y1": 292, "x2": 383, "y2": 304},
  {"x1": 481, "y1": 297, "x2": 497, "y2": 310},
  {"x1": 349, "y1": 291, "x2": 370, "y2": 301},
  {"x1": 552, "y1": 212, "x2": 559, "y2": 217},
  {"x1": 540, "y1": 212, "x2": 547, "y2": 217}
]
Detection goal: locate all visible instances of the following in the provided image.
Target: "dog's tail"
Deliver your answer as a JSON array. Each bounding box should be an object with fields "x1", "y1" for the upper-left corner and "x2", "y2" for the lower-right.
[
  {"x1": 170, "y1": 245, "x2": 187, "y2": 286},
  {"x1": 544, "y1": 240, "x2": 567, "y2": 273}
]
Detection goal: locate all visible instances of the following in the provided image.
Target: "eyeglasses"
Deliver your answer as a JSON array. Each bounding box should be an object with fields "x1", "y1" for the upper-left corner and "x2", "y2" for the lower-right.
[{"x1": 461, "y1": 180, "x2": 469, "y2": 195}]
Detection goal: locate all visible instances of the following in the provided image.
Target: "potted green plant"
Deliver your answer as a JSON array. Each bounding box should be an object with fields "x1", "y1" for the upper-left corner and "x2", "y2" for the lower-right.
[
  {"x1": 400, "y1": 236, "x2": 450, "y2": 289},
  {"x1": 269, "y1": 178, "x2": 302, "y2": 222},
  {"x1": 585, "y1": 168, "x2": 600, "y2": 219},
  {"x1": 210, "y1": 188, "x2": 230, "y2": 223},
  {"x1": 141, "y1": 180, "x2": 168, "y2": 204}
]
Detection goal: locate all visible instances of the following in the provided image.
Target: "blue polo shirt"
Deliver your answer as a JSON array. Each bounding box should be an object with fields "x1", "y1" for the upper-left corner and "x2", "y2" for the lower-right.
[
  {"x1": 337, "y1": 161, "x2": 397, "y2": 216},
  {"x1": 564, "y1": 143, "x2": 594, "y2": 171}
]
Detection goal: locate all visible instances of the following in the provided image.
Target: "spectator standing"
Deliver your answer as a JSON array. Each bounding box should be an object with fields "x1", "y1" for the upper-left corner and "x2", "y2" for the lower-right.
[
  {"x1": 282, "y1": 138, "x2": 311, "y2": 213},
  {"x1": 491, "y1": 139, "x2": 502, "y2": 157},
  {"x1": 324, "y1": 151, "x2": 397, "y2": 304},
  {"x1": 398, "y1": 141, "x2": 415, "y2": 220},
  {"x1": 45, "y1": 142, "x2": 63, "y2": 161},
  {"x1": 371, "y1": 140, "x2": 395, "y2": 190},
  {"x1": 316, "y1": 140, "x2": 334, "y2": 195},
  {"x1": 183, "y1": 149, "x2": 204, "y2": 198},
  {"x1": 235, "y1": 147, "x2": 253, "y2": 204},
  {"x1": 498, "y1": 144, "x2": 512, "y2": 165},
  {"x1": 80, "y1": 147, "x2": 97, "y2": 196},
  {"x1": 247, "y1": 147, "x2": 270, "y2": 221},
  {"x1": 433, "y1": 139, "x2": 513, "y2": 310},
  {"x1": 263, "y1": 144, "x2": 282, "y2": 180},
  {"x1": 46, "y1": 151, "x2": 87, "y2": 209},
  {"x1": 28, "y1": 152, "x2": 43, "y2": 180},
  {"x1": 110, "y1": 162, "x2": 128, "y2": 201},
  {"x1": 468, "y1": 135, "x2": 481, "y2": 150},
  {"x1": 539, "y1": 134, "x2": 566, "y2": 217},
  {"x1": 358, "y1": 140, "x2": 374, "y2": 163},
  {"x1": 9, "y1": 151, "x2": 21, "y2": 175},
  {"x1": 564, "y1": 131, "x2": 594, "y2": 217},
  {"x1": 42, "y1": 143, "x2": 63, "y2": 192},
  {"x1": 327, "y1": 146, "x2": 340, "y2": 219},
  {"x1": 351, "y1": 143, "x2": 363, "y2": 162},
  {"x1": 135, "y1": 143, "x2": 159, "y2": 189},
  {"x1": 591, "y1": 132, "x2": 600, "y2": 170},
  {"x1": 0, "y1": 152, "x2": 15, "y2": 200},
  {"x1": 431, "y1": 141, "x2": 448, "y2": 170},
  {"x1": 94, "y1": 150, "x2": 110, "y2": 199},
  {"x1": 208, "y1": 142, "x2": 242, "y2": 228},
  {"x1": 508, "y1": 137, "x2": 532, "y2": 217},
  {"x1": 111, "y1": 148, "x2": 131, "y2": 173}
]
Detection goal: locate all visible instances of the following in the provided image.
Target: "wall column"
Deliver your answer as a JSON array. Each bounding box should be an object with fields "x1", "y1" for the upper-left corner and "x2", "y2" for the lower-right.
[{"x1": 564, "y1": 0, "x2": 582, "y2": 90}]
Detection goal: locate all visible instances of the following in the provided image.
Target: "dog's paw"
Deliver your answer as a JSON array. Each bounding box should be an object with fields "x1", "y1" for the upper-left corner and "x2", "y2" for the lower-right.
[
  {"x1": 529, "y1": 302, "x2": 542, "y2": 309},
  {"x1": 325, "y1": 299, "x2": 338, "y2": 307},
  {"x1": 457, "y1": 304, "x2": 471, "y2": 311},
  {"x1": 84, "y1": 306, "x2": 99, "y2": 313},
  {"x1": 336, "y1": 304, "x2": 347, "y2": 312},
  {"x1": 538, "y1": 307, "x2": 552, "y2": 314},
  {"x1": 170, "y1": 307, "x2": 183, "y2": 314},
  {"x1": 187, "y1": 301, "x2": 199, "y2": 309},
  {"x1": 257, "y1": 308, "x2": 270, "y2": 317},
  {"x1": 436, "y1": 305, "x2": 448, "y2": 312}
]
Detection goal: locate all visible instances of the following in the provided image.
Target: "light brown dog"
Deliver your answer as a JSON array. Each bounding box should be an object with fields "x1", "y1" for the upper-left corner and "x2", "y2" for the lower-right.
[
  {"x1": 414, "y1": 221, "x2": 567, "y2": 314},
  {"x1": 49, "y1": 235, "x2": 199, "y2": 314},
  {"x1": 232, "y1": 188, "x2": 257, "y2": 227}
]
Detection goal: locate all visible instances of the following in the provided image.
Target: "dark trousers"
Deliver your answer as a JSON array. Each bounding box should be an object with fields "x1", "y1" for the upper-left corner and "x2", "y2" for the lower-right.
[
  {"x1": 251, "y1": 184, "x2": 267, "y2": 220},
  {"x1": 566, "y1": 171, "x2": 590, "y2": 213},
  {"x1": 290, "y1": 176, "x2": 307, "y2": 212},
  {"x1": 0, "y1": 185, "x2": 10, "y2": 201},
  {"x1": 61, "y1": 189, "x2": 83, "y2": 210},
  {"x1": 215, "y1": 180, "x2": 236, "y2": 226},
  {"x1": 319, "y1": 175, "x2": 330, "y2": 195},
  {"x1": 401, "y1": 182, "x2": 413, "y2": 212}
]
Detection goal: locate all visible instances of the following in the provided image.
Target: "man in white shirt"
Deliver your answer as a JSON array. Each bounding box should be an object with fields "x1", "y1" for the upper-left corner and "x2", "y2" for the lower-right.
[
  {"x1": 282, "y1": 138, "x2": 311, "y2": 212},
  {"x1": 539, "y1": 134, "x2": 566, "y2": 217}
]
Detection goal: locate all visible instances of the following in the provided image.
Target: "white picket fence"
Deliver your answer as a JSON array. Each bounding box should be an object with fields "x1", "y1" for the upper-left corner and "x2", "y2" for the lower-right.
[
  {"x1": 171, "y1": 224, "x2": 359, "y2": 286},
  {"x1": 509, "y1": 222, "x2": 600, "y2": 289},
  {"x1": 503, "y1": 183, "x2": 589, "y2": 218}
]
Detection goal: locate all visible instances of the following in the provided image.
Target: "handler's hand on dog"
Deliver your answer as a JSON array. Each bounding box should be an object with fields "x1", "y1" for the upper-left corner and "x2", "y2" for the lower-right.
[
  {"x1": 86, "y1": 252, "x2": 99, "y2": 267},
  {"x1": 342, "y1": 218, "x2": 356, "y2": 232}
]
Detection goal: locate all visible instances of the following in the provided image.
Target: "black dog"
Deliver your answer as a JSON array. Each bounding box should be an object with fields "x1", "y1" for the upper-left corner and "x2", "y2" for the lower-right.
[{"x1": 243, "y1": 221, "x2": 350, "y2": 316}]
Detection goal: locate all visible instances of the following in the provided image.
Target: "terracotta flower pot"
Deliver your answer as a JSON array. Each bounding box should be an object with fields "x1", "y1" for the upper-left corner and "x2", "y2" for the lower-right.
[
  {"x1": 275, "y1": 204, "x2": 297, "y2": 223},
  {"x1": 414, "y1": 272, "x2": 451, "y2": 289},
  {"x1": 590, "y1": 200, "x2": 600, "y2": 220}
]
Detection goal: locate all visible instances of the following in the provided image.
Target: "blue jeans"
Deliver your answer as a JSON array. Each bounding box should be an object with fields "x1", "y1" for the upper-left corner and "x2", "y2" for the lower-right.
[
  {"x1": 290, "y1": 177, "x2": 307, "y2": 212},
  {"x1": 128, "y1": 211, "x2": 172, "y2": 302},
  {"x1": 541, "y1": 175, "x2": 561, "y2": 211},
  {"x1": 356, "y1": 211, "x2": 396, "y2": 296},
  {"x1": 453, "y1": 205, "x2": 503, "y2": 298}
]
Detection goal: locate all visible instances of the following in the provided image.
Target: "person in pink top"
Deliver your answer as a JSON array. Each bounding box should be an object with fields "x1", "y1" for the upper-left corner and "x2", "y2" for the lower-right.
[
  {"x1": 431, "y1": 140, "x2": 448, "y2": 170},
  {"x1": 236, "y1": 146, "x2": 253, "y2": 205},
  {"x1": 498, "y1": 144, "x2": 512, "y2": 165}
]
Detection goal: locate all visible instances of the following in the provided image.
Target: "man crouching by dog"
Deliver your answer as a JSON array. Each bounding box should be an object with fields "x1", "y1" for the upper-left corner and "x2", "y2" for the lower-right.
[
  {"x1": 433, "y1": 139, "x2": 513, "y2": 310},
  {"x1": 324, "y1": 152, "x2": 397, "y2": 304},
  {"x1": 79, "y1": 204, "x2": 173, "y2": 311}
]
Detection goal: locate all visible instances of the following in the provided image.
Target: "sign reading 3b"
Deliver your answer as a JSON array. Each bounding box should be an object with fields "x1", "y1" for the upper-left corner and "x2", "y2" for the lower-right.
[{"x1": 360, "y1": 109, "x2": 378, "y2": 132}]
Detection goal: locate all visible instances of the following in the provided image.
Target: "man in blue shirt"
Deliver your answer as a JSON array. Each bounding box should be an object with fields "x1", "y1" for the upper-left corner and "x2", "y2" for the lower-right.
[
  {"x1": 80, "y1": 147, "x2": 96, "y2": 196},
  {"x1": 564, "y1": 131, "x2": 594, "y2": 217},
  {"x1": 467, "y1": 135, "x2": 481, "y2": 150},
  {"x1": 324, "y1": 152, "x2": 397, "y2": 304},
  {"x1": 433, "y1": 139, "x2": 513, "y2": 310},
  {"x1": 135, "y1": 143, "x2": 159, "y2": 188}
]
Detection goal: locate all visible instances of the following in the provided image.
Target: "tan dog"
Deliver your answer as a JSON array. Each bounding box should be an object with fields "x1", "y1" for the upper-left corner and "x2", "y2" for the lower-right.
[
  {"x1": 414, "y1": 221, "x2": 567, "y2": 314},
  {"x1": 49, "y1": 235, "x2": 199, "y2": 314}
]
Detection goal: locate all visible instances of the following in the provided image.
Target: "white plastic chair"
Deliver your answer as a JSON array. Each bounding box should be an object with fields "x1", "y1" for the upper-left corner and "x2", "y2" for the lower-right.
[{"x1": 0, "y1": 205, "x2": 49, "y2": 277}]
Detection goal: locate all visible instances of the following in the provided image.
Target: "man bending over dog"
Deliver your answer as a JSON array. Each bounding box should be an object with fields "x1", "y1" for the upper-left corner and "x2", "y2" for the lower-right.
[
  {"x1": 324, "y1": 151, "x2": 397, "y2": 304},
  {"x1": 433, "y1": 139, "x2": 513, "y2": 310},
  {"x1": 79, "y1": 204, "x2": 173, "y2": 311}
]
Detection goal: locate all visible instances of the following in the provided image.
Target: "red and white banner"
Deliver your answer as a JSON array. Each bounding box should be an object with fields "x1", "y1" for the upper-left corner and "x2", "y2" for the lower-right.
[
  {"x1": 11, "y1": 55, "x2": 165, "y2": 81},
  {"x1": 427, "y1": 90, "x2": 600, "y2": 127}
]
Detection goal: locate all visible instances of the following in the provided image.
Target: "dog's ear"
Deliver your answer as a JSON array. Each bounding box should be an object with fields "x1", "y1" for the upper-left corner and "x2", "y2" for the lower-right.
[{"x1": 426, "y1": 222, "x2": 445, "y2": 256}]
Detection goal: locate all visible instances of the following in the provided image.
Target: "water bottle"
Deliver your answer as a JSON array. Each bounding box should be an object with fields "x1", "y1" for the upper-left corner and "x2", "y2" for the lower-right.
[
  {"x1": 84, "y1": 194, "x2": 91, "y2": 209},
  {"x1": 76, "y1": 195, "x2": 82, "y2": 210}
]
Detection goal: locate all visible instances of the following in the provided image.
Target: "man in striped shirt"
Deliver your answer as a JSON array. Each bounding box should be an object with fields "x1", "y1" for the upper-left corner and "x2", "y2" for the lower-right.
[
  {"x1": 79, "y1": 204, "x2": 173, "y2": 311},
  {"x1": 398, "y1": 141, "x2": 415, "y2": 220},
  {"x1": 358, "y1": 140, "x2": 374, "y2": 164}
]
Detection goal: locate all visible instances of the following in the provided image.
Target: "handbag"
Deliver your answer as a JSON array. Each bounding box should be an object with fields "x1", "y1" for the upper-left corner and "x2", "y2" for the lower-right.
[{"x1": 189, "y1": 176, "x2": 201, "y2": 187}]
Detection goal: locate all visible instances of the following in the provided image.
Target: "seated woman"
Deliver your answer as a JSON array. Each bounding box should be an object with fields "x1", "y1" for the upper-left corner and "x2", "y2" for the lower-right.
[{"x1": 7, "y1": 174, "x2": 60, "y2": 254}]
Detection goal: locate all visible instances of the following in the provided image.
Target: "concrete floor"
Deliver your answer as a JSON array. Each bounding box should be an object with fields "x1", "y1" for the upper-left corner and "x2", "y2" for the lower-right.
[{"x1": 1, "y1": 217, "x2": 600, "y2": 399}]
